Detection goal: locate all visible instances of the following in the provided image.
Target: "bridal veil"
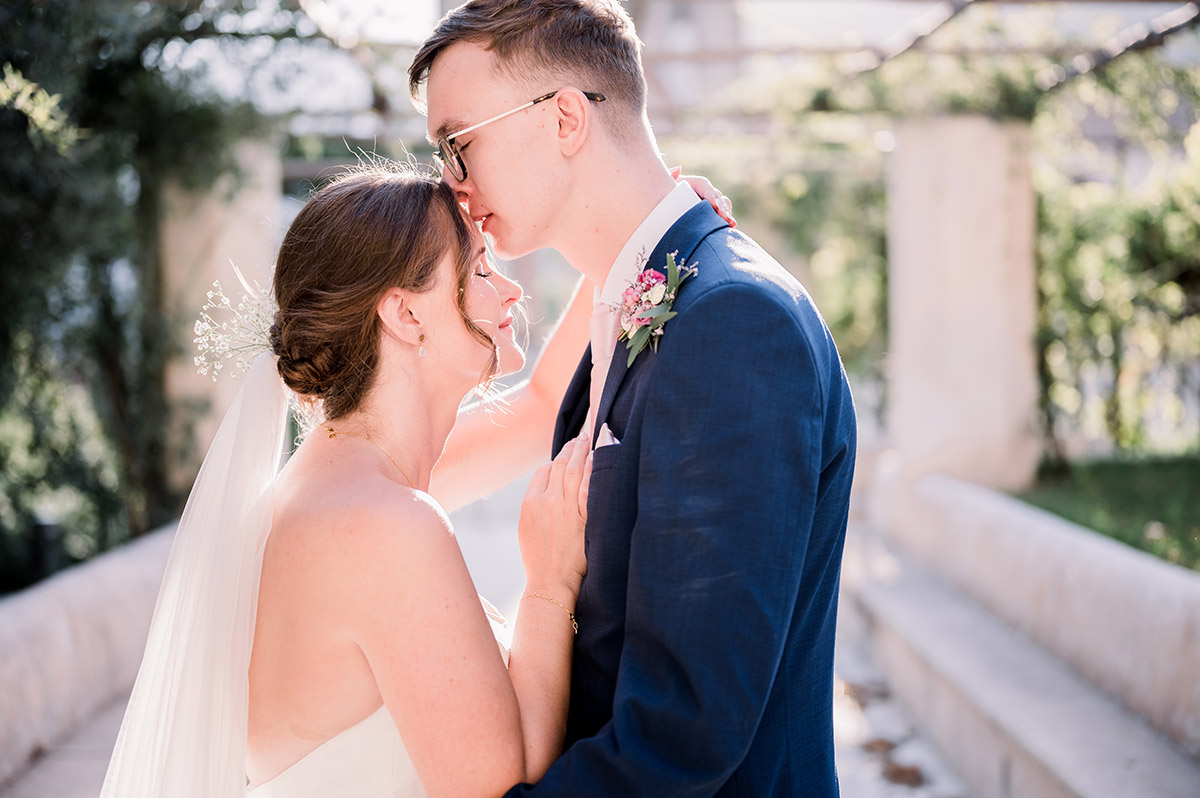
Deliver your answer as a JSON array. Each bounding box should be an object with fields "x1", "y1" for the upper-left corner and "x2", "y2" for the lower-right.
[{"x1": 101, "y1": 353, "x2": 288, "y2": 796}]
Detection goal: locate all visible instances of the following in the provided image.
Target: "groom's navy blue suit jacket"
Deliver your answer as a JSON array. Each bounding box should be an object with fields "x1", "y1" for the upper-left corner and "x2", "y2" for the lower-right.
[{"x1": 507, "y1": 204, "x2": 856, "y2": 797}]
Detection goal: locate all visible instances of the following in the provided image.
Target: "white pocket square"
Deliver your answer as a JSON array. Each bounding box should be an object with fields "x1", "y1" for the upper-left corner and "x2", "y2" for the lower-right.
[{"x1": 595, "y1": 423, "x2": 621, "y2": 448}]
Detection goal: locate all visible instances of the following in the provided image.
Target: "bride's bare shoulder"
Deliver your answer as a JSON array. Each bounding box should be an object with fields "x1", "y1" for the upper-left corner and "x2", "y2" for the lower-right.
[{"x1": 269, "y1": 465, "x2": 456, "y2": 576}]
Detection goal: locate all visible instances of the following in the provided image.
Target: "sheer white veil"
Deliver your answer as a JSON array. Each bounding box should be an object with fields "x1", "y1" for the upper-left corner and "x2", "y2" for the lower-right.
[{"x1": 101, "y1": 353, "x2": 288, "y2": 796}]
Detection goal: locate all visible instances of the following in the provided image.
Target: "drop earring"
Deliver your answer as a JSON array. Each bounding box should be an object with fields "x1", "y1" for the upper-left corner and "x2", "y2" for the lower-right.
[{"x1": 418, "y1": 333, "x2": 426, "y2": 358}]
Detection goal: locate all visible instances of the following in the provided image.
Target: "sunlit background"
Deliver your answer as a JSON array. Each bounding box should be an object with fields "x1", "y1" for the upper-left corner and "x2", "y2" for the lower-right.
[
  {"x1": 2, "y1": 1, "x2": 1200, "y2": 795},
  {"x1": 4, "y1": 0, "x2": 1197, "y2": 582}
]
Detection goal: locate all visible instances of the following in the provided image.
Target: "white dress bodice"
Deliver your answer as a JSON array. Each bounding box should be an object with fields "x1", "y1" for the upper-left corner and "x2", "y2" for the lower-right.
[{"x1": 247, "y1": 597, "x2": 511, "y2": 798}]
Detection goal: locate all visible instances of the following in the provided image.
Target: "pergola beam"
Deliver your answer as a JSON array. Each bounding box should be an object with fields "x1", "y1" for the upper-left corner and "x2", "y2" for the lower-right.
[
  {"x1": 643, "y1": 44, "x2": 1082, "y2": 64},
  {"x1": 1037, "y1": 2, "x2": 1200, "y2": 90},
  {"x1": 784, "y1": 0, "x2": 1181, "y2": 3},
  {"x1": 642, "y1": 0, "x2": 1199, "y2": 87},
  {"x1": 853, "y1": 0, "x2": 979, "y2": 74}
]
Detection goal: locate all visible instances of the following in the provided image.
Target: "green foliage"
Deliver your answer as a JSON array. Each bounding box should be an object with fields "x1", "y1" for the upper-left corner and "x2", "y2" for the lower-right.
[
  {"x1": 1, "y1": 335, "x2": 126, "y2": 584},
  {"x1": 0, "y1": 0, "x2": 309, "y2": 591},
  {"x1": 0, "y1": 63, "x2": 81, "y2": 153},
  {"x1": 669, "y1": 21, "x2": 1200, "y2": 456},
  {"x1": 1020, "y1": 458, "x2": 1200, "y2": 571},
  {"x1": 825, "y1": 52, "x2": 1046, "y2": 121},
  {"x1": 1033, "y1": 67, "x2": 1200, "y2": 459}
]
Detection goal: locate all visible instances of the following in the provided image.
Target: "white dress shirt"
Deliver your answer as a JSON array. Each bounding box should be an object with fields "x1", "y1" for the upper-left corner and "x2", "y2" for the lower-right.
[
  {"x1": 596, "y1": 181, "x2": 703, "y2": 314},
  {"x1": 585, "y1": 182, "x2": 701, "y2": 439}
]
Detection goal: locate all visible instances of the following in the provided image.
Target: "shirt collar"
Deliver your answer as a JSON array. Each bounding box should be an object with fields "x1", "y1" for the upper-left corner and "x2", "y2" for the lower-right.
[{"x1": 597, "y1": 182, "x2": 702, "y2": 307}]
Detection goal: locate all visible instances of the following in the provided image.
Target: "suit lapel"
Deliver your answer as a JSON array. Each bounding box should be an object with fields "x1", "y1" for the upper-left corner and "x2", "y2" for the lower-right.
[
  {"x1": 592, "y1": 203, "x2": 729, "y2": 435},
  {"x1": 553, "y1": 344, "x2": 593, "y2": 455}
]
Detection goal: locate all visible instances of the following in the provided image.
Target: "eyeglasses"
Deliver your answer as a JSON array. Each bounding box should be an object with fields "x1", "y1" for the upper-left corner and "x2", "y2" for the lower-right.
[{"x1": 433, "y1": 89, "x2": 606, "y2": 183}]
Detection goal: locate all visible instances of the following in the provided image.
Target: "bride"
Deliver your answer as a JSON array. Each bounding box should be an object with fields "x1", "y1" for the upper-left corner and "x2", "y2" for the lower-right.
[{"x1": 101, "y1": 163, "x2": 731, "y2": 797}]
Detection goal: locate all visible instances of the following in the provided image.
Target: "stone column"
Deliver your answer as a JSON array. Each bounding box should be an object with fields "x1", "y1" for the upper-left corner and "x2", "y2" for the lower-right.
[
  {"x1": 886, "y1": 116, "x2": 1039, "y2": 491},
  {"x1": 161, "y1": 139, "x2": 284, "y2": 495}
]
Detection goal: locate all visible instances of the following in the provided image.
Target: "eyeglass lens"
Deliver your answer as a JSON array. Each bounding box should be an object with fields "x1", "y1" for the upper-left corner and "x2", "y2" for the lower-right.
[{"x1": 435, "y1": 139, "x2": 465, "y2": 182}]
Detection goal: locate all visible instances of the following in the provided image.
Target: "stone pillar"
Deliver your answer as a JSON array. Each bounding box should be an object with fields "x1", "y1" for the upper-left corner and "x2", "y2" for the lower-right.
[
  {"x1": 161, "y1": 139, "x2": 283, "y2": 495},
  {"x1": 886, "y1": 116, "x2": 1039, "y2": 491}
]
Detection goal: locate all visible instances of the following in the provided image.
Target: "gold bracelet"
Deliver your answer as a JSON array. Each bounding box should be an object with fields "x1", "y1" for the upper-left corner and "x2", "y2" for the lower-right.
[{"x1": 522, "y1": 593, "x2": 578, "y2": 635}]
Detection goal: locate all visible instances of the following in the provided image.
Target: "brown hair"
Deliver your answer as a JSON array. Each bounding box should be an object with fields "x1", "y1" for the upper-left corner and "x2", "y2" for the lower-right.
[
  {"x1": 270, "y1": 164, "x2": 497, "y2": 419},
  {"x1": 409, "y1": 0, "x2": 646, "y2": 141}
]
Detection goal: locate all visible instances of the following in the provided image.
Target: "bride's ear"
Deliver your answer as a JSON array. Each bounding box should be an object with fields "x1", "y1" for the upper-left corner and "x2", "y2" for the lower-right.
[{"x1": 377, "y1": 289, "x2": 423, "y2": 347}]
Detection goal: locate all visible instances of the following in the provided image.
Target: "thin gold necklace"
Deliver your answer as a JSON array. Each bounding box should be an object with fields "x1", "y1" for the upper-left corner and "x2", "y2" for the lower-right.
[{"x1": 325, "y1": 426, "x2": 416, "y2": 489}]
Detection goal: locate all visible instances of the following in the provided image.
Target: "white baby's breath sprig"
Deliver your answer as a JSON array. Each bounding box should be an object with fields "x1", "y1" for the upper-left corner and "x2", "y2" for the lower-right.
[{"x1": 193, "y1": 263, "x2": 276, "y2": 381}]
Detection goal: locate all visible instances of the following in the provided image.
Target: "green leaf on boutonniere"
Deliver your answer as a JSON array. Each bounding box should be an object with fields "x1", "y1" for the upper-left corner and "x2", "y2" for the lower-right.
[
  {"x1": 666, "y1": 251, "x2": 681, "y2": 294},
  {"x1": 627, "y1": 325, "x2": 653, "y2": 366},
  {"x1": 648, "y1": 311, "x2": 676, "y2": 329}
]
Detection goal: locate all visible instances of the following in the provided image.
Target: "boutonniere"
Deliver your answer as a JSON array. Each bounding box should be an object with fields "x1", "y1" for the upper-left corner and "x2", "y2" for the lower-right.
[{"x1": 616, "y1": 251, "x2": 697, "y2": 367}]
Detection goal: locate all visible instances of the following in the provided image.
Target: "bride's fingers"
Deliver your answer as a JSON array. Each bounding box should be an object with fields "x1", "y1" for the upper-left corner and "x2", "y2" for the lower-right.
[
  {"x1": 562, "y1": 434, "x2": 589, "y2": 502},
  {"x1": 546, "y1": 438, "x2": 576, "y2": 494},
  {"x1": 717, "y1": 194, "x2": 736, "y2": 228},
  {"x1": 577, "y1": 450, "x2": 592, "y2": 521},
  {"x1": 528, "y1": 458, "x2": 553, "y2": 495},
  {"x1": 676, "y1": 172, "x2": 737, "y2": 227}
]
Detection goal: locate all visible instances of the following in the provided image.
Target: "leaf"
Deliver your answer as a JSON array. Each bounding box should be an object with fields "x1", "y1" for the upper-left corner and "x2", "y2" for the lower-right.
[
  {"x1": 626, "y1": 325, "x2": 652, "y2": 366},
  {"x1": 639, "y1": 304, "x2": 673, "y2": 320},
  {"x1": 666, "y1": 252, "x2": 680, "y2": 293},
  {"x1": 647, "y1": 311, "x2": 677, "y2": 328}
]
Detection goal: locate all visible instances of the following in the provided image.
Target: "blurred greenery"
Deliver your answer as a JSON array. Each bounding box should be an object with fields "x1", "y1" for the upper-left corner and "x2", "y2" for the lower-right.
[
  {"x1": 0, "y1": 0, "x2": 313, "y2": 591},
  {"x1": 2, "y1": 3, "x2": 1198, "y2": 588},
  {"x1": 1019, "y1": 457, "x2": 1200, "y2": 571},
  {"x1": 662, "y1": 12, "x2": 1199, "y2": 567},
  {"x1": 666, "y1": 18, "x2": 1200, "y2": 458},
  {"x1": 1032, "y1": 43, "x2": 1200, "y2": 464}
]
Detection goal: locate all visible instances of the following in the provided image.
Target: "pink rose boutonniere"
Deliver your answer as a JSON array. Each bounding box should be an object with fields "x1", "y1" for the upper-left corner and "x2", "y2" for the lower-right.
[{"x1": 616, "y1": 251, "x2": 697, "y2": 367}]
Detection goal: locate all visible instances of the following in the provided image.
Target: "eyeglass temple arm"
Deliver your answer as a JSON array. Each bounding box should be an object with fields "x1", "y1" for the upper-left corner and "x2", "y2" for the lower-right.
[{"x1": 446, "y1": 90, "x2": 606, "y2": 141}]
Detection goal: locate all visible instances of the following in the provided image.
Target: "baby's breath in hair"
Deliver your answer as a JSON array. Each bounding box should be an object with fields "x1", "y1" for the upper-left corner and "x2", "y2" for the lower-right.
[{"x1": 193, "y1": 264, "x2": 275, "y2": 381}]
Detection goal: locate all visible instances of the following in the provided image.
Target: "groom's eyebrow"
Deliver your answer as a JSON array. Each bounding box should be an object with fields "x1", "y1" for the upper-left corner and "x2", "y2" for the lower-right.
[{"x1": 434, "y1": 117, "x2": 468, "y2": 141}]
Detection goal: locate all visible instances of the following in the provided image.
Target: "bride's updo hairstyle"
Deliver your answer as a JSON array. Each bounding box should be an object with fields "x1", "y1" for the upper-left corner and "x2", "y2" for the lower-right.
[{"x1": 270, "y1": 164, "x2": 498, "y2": 419}]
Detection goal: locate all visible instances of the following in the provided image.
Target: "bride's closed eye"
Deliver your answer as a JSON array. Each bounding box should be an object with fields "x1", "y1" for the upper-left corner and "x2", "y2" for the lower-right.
[{"x1": 476, "y1": 253, "x2": 495, "y2": 279}]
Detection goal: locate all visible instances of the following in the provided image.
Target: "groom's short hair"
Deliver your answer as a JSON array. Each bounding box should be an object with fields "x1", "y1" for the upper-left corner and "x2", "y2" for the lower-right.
[{"x1": 409, "y1": 0, "x2": 647, "y2": 141}]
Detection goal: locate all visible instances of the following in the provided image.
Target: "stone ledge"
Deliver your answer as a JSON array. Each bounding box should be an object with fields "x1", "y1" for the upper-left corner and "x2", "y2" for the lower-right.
[
  {"x1": 841, "y1": 525, "x2": 1200, "y2": 798},
  {"x1": 871, "y1": 466, "x2": 1200, "y2": 755},
  {"x1": 0, "y1": 527, "x2": 172, "y2": 787}
]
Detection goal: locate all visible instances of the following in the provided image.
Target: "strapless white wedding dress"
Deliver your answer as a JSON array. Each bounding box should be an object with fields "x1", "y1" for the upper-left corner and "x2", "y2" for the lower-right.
[{"x1": 247, "y1": 598, "x2": 511, "y2": 798}]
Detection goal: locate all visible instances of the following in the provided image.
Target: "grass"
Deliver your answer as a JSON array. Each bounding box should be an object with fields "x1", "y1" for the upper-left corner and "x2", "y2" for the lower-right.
[{"x1": 1018, "y1": 457, "x2": 1200, "y2": 573}]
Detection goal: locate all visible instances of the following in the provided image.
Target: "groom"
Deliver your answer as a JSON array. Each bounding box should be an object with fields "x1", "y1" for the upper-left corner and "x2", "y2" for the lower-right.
[{"x1": 411, "y1": 1, "x2": 856, "y2": 794}]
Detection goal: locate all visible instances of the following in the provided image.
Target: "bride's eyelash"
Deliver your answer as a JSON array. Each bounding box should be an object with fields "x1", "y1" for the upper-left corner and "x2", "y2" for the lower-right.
[{"x1": 476, "y1": 250, "x2": 495, "y2": 279}]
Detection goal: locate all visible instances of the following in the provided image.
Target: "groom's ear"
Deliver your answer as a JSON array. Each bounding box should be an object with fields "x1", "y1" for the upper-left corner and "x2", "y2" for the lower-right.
[
  {"x1": 377, "y1": 288, "x2": 423, "y2": 346},
  {"x1": 554, "y1": 87, "x2": 591, "y2": 158}
]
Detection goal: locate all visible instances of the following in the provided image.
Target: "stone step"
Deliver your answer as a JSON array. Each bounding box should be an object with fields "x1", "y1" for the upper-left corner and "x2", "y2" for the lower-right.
[{"x1": 841, "y1": 525, "x2": 1200, "y2": 798}]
